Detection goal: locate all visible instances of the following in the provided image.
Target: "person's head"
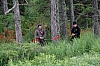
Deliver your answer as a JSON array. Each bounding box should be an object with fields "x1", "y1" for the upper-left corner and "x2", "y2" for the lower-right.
[
  {"x1": 38, "y1": 24, "x2": 42, "y2": 29},
  {"x1": 73, "y1": 21, "x2": 77, "y2": 27}
]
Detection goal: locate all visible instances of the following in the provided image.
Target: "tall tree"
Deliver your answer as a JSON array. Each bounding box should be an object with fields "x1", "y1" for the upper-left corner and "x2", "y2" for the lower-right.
[
  {"x1": 69, "y1": 0, "x2": 75, "y2": 29},
  {"x1": 60, "y1": 0, "x2": 68, "y2": 38},
  {"x1": 1, "y1": 0, "x2": 8, "y2": 15},
  {"x1": 93, "y1": 0, "x2": 99, "y2": 37},
  {"x1": 13, "y1": 0, "x2": 23, "y2": 43},
  {"x1": 51, "y1": 0, "x2": 60, "y2": 42}
]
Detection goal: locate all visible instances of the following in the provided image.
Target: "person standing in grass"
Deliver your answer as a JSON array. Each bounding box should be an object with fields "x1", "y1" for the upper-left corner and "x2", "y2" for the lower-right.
[
  {"x1": 34, "y1": 24, "x2": 46, "y2": 46},
  {"x1": 70, "y1": 21, "x2": 81, "y2": 41}
]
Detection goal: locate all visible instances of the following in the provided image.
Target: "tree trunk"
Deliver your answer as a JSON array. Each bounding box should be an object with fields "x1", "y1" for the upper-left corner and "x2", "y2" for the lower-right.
[
  {"x1": 60, "y1": 0, "x2": 68, "y2": 38},
  {"x1": 93, "y1": 0, "x2": 99, "y2": 37},
  {"x1": 86, "y1": 20, "x2": 88, "y2": 29},
  {"x1": 69, "y1": 0, "x2": 74, "y2": 30},
  {"x1": 86, "y1": 15, "x2": 88, "y2": 29},
  {"x1": 13, "y1": 0, "x2": 23, "y2": 43},
  {"x1": 1, "y1": 0, "x2": 8, "y2": 15},
  {"x1": 51, "y1": 0, "x2": 60, "y2": 42}
]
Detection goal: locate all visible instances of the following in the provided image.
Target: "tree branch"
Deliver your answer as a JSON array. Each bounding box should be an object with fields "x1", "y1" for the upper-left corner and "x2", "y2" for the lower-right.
[
  {"x1": 19, "y1": 0, "x2": 28, "y2": 5},
  {"x1": 5, "y1": 2, "x2": 16, "y2": 14}
]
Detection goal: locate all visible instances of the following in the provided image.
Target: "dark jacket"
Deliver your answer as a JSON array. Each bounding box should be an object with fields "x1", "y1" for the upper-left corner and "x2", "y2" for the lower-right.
[
  {"x1": 35, "y1": 28, "x2": 46, "y2": 39},
  {"x1": 71, "y1": 26, "x2": 80, "y2": 38}
]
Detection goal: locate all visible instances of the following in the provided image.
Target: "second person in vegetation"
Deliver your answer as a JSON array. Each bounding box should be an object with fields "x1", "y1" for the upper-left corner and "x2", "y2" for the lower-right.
[{"x1": 70, "y1": 21, "x2": 81, "y2": 41}]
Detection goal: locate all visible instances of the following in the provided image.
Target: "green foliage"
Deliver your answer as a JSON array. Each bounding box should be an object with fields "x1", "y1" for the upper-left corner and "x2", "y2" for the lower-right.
[
  {"x1": 0, "y1": 43, "x2": 46, "y2": 66},
  {"x1": 0, "y1": 0, "x2": 98, "y2": 41},
  {"x1": 24, "y1": 0, "x2": 49, "y2": 23},
  {"x1": 23, "y1": 26, "x2": 37, "y2": 42},
  {"x1": 8, "y1": 52, "x2": 100, "y2": 66},
  {"x1": 0, "y1": 32, "x2": 100, "y2": 66},
  {"x1": 0, "y1": 13, "x2": 14, "y2": 33},
  {"x1": 1, "y1": 0, "x2": 100, "y2": 65}
]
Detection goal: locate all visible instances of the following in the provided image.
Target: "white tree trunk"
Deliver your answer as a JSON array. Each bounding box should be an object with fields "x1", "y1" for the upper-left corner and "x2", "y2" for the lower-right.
[{"x1": 13, "y1": 0, "x2": 23, "y2": 43}]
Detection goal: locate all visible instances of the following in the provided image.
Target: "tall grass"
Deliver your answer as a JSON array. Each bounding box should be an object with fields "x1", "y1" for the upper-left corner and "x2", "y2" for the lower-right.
[
  {"x1": 8, "y1": 52, "x2": 100, "y2": 66},
  {"x1": 46, "y1": 31, "x2": 100, "y2": 58},
  {"x1": 1, "y1": 31, "x2": 100, "y2": 66}
]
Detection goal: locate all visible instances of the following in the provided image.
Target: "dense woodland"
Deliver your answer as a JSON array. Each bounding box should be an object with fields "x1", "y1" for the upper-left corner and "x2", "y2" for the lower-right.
[
  {"x1": 0, "y1": 0, "x2": 100, "y2": 66},
  {"x1": 0, "y1": 0, "x2": 100, "y2": 43}
]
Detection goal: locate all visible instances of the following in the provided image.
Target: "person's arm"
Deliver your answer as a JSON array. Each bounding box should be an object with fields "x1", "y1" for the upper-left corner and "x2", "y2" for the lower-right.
[
  {"x1": 34, "y1": 30, "x2": 40, "y2": 38},
  {"x1": 77, "y1": 27, "x2": 80, "y2": 36},
  {"x1": 71, "y1": 28, "x2": 75, "y2": 36}
]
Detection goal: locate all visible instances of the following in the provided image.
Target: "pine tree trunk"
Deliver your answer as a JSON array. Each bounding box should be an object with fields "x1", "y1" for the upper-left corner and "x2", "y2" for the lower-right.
[
  {"x1": 56, "y1": 0, "x2": 60, "y2": 39},
  {"x1": 86, "y1": 21, "x2": 88, "y2": 29},
  {"x1": 93, "y1": 0, "x2": 99, "y2": 37},
  {"x1": 69, "y1": 0, "x2": 74, "y2": 30},
  {"x1": 13, "y1": 0, "x2": 23, "y2": 43},
  {"x1": 86, "y1": 15, "x2": 88, "y2": 29},
  {"x1": 1, "y1": 0, "x2": 8, "y2": 15},
  {"x1": 51, "y1": 0, "x2": 60, "y2": 42},
  {"x1": 60, "y1": 0, "x2": 68, "y2": 38}
]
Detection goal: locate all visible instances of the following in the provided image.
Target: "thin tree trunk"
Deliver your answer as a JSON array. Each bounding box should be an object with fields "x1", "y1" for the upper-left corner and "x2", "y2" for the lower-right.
[
  {"x1": 51, "y1": 0, "x2": 60, "y2": 42},
  {"x1": 86, "y1": 20, "x2": 88, "y2": 29},
  {"x1": 60, "y1": 0, "x2": 68, "y2": 38},
  {"x1": 69, "y1": 0, "x2": 74, "y2": 30},
  {"x1": 93, "y1": 0, "x2": 99, "y2": 37},
  {"x1": 13, "y1": 0, "x2": 23, "y2": 43},
  {"x1": 86, "y1": 15, "x2": 88, "y2": 29},
  {"x1": 1, "y1": 0, "x2": 8, "y2": 15}
]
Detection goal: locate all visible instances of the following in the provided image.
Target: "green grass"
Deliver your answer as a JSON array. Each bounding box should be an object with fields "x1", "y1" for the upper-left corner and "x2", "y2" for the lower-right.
[
  {"x1": 0, "y1": 31, "x2": 100, "y2": 66},
  {"x1": 8, "y1": 52, "x2": 100, "y2": 66}
]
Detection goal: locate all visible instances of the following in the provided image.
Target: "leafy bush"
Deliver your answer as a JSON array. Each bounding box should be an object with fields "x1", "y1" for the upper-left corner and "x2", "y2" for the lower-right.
[
  {"x1": 0, "y1": 43, "x2": 46, "y2": 66},
  {"x1": 0, "y1": 31, "x2": 100, "y2": 66},
  {"x1": 8, "y1": 52, "x2": 100, "y2": 66}
]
